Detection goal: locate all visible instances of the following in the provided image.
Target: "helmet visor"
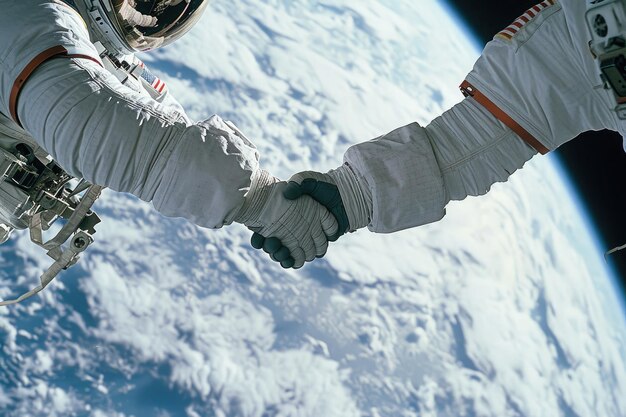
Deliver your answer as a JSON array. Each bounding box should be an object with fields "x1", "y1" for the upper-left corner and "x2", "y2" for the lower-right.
[{"x1": 112, "y1": 0, "x2": 209, "y2": 52}]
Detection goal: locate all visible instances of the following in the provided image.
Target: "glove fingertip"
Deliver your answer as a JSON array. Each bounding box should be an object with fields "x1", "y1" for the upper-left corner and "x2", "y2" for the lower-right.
[
  {"x1": 283, "y1": 182, "x2": 303, "y2": 200},
  {"x1": 280, "y1": 257, "x2": 295, "y2": 269},
  {"x1": 300, "y1": 178, "x2": 318, "y2": 194},
  {"x1": 251, "y1": 233, "x2": 265, "y2": 249},
  {"x1": 263, "y1": 237, "x2": 283, "y2": 254},
  {"x1": 328, "y1": 233, "x2": 340, "y2": 242},
  {"x1": 274, "y1": 246, "x2": 291, "y2": 262}
]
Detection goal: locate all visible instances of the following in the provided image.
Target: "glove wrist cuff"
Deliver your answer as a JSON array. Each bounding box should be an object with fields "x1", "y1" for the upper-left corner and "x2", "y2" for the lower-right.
[
  {"x1": 328, "y1": 163, "x2": 372, "y2": 231},
  {"x1": 233, "y1": 169, "x2": 276, "y2": 225}
]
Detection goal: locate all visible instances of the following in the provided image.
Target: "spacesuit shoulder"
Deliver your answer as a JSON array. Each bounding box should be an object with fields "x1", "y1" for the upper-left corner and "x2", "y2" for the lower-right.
[
  {"x1": 464, "y1": 0, "x2": 618, "y2": 151},
  {"x1": 0, "y1": 0, "x2": 100, "y2": 119}
]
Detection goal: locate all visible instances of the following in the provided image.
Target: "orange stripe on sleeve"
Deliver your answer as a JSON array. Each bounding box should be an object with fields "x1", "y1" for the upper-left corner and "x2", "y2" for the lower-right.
[
  {"x1": 9, "y1": 46, "x2": 102, "y2": 127},
  {"x1": 460, "y1": 80, "x2": 550, "y2": 155}
]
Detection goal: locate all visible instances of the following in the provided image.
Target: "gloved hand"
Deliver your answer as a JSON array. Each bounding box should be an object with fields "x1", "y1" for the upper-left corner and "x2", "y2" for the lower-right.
[
  {"x1": 248, "y1": 163, "x2": 373, "y2": 269},
  {"x1": 234, "y1": 170, "x2": 340, "y2": 269}
]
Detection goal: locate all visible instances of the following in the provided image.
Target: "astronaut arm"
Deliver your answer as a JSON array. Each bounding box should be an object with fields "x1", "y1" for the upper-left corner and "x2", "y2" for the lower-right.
[
  {"x1": 157, "y1": 88, "x2": 193, "y2": 123},
  {"x1": 337, "y1": 98, "x2": 534, "y2": 233},
  {"x1": 340, "y1": 1, "x2": 618, "y2": 233},
  {"x1": 17, "y1": 57, "x2": 258, "y2": 229}
]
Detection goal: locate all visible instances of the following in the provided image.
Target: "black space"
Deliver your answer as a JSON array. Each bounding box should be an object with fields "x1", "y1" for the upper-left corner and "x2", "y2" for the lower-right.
[{"x1": 445, "y1": 0, "x2": 626, "y2": 294}]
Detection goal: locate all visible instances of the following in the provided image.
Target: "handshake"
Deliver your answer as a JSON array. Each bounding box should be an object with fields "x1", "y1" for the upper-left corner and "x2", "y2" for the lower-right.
[{"x1": 233, "y1": 165, "x2": 372, "y2": 269}]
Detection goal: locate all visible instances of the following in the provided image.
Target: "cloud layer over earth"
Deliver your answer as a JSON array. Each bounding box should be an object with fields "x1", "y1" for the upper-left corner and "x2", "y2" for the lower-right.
[{"x1": 1, "y1": 0, "x2": 625, "y2": 416}]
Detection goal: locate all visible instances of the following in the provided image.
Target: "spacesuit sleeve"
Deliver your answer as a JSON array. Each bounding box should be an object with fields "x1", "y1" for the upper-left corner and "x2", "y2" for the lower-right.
[
  {"x1": 343, "y1": 0, "x2": 618, "y2": 233},
  {"x1": 157, "y1": 89, "x2": 192, "y2": 124},
  {"x1": 135, "y1": 58, "x2": 193, "y2": 124},
  {"x1": 17, "y1": 57, "x2": 259, "y2": 229}
]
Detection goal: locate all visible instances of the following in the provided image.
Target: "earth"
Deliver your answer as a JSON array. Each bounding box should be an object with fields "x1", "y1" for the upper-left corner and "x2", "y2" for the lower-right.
[{"x1": 1, "y1": 1, "x2": 625, "y2": 416}]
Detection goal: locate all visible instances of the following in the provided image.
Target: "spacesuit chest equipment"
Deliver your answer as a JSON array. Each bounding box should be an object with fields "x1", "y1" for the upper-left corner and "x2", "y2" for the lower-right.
[
  {"x1": 587, "y1": 0, "x2": 626, "y2": 119},
  {"x1": 95, "y1": 42, "x2": 168, "y2": 99}
]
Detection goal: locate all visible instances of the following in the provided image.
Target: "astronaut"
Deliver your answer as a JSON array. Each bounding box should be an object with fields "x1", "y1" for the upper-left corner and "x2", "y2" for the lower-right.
[
  {"x1": 252, "y1": 0, "x2": 626, "y2": 268},
  {"x1": 0, "y1": 0, "x2": 339, "y2": 273},
  {"x1": 1, "y1": 0, "x2": 622, "y2": 275}
]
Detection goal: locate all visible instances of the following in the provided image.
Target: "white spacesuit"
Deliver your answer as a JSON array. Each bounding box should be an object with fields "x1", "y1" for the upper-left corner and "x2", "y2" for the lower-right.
[
  {"x1": 250, "y1": 0, "x2": 626, "y2": 269},
  {"x1": 0, "y1": 0, "x2": 622, "y2": 284},
  {"x1": 0, "y1": 0, "x2": 261, "y2": 228},
  {"x1": 0, "y1": 0, "x2": 340, "y2": 306},
  {"x1": 333, "y1": 0, "x2": 621, "y2": 232}
]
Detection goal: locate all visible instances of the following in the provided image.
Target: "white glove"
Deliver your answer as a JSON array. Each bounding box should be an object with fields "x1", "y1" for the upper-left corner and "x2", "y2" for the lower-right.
[
  {"x1": 243, "y1": 164, "x2": 372, "y2": 269},
  {"x1": 234, "y1": 170, "x2": 339, "y2": 269},
  {"x1": 286, "y1": 164, "x2": 373, "y2": 234}
]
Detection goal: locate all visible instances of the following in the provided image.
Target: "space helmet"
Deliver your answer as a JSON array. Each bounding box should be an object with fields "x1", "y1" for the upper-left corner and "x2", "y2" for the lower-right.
[{"x1": 74, "y1": 0, "x2": 210, "y2": 55}]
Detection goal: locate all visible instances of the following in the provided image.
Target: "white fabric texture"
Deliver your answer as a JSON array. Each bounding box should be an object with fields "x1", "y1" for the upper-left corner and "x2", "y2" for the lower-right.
[
  {"x1": 465, "y1": 1, "x2": 619, "y2": 150},
  {"x1": 280, "y1": 166, "x2": 372, "y2": 233},
  {"x1": 0, "y1": 0, "x2": 101, "y2": 116},
  {"x1": 0, "y1": 0, "x2": 622, "y2": 236},
  {"x1": 18, "y1": 58, "x2": 259, "y2": 228},
  {"x1": 426, "y1": 99, "x2": 537, "y2": 202},
  {"x1": 0, "y1": 0, "x2": 261, "y2": 229},
  {"x1": 327, "y1": 164, "x2": 372, "y2": 232},
  {"x1": 282, "y1": 166, "x2": 374, "y2": 234},
  {"x1": 343, "y1": 0, "x2": 620, "y2": 234},
  {"x1": 343, "y1": 122, "x2": 447, "y2": 233},
  {"x1": 235, "y1": 170, "x2": 338, "y2": 268}
]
